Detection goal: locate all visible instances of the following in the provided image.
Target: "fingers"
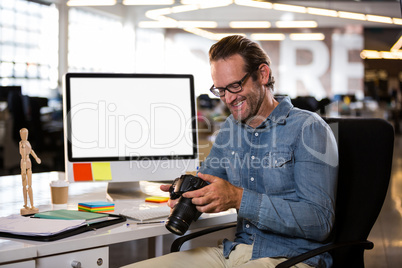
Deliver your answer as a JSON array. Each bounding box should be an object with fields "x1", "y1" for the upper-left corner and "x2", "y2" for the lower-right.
[
  {"x1": 185, "y1": 175, "x2": 243, "y2": 213},
  {"x1": 197, "y1": 172, "x2": 215, "y2": 183},
  {"x1": 160, "y1": 184, "x2": 171, "y2": 192},
  {"x1": 181, "y1": 173, "x2": 216, "y2": 199},
  {"x1": 167, "y1": 197, "x2": 179, "y2": 209}
]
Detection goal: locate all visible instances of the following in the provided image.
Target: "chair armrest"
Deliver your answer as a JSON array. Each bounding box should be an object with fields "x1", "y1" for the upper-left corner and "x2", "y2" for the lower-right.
[
  {"x1": 171, "y1": 223, "x2": 237, "y2": 252},
  {"x1": 275, "y1": 240, "x2": 374, "y2": 268}
]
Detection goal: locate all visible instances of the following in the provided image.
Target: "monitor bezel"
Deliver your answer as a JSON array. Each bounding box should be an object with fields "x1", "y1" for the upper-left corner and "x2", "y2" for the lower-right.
[{"x1": 64, "y1": 72, "x2": 198, "y2": 163}]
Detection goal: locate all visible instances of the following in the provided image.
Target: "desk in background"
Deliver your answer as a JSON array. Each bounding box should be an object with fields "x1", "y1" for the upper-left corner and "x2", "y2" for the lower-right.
[{"x1": 0, "y1": 172, "x2": 236, "y2": 268}]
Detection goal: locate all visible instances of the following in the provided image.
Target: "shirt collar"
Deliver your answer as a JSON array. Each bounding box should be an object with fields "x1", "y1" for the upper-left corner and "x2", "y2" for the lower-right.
[{"x1": 266, "y1": 96, "x2": 293, "y2": 125}]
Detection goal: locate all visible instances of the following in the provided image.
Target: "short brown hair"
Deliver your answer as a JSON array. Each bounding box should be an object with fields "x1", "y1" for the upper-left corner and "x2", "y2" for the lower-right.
[{"x1": 209, "y1": 35, "x2": 275, "y2": 90}]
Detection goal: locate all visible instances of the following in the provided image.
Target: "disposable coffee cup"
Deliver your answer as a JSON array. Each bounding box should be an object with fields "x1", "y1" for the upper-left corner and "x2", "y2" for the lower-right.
[{"x1": 50, "y1": 179, "x2": 69, "y2": 204}]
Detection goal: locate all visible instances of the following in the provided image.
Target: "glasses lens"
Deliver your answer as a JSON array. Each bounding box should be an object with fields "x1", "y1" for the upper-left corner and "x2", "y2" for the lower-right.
[
  {"x1": 227, "y1": 83, "x2": 242, "y2": 92},
  {"x1": 210, "y1": 86, "x2": 221, "y2": 97}
]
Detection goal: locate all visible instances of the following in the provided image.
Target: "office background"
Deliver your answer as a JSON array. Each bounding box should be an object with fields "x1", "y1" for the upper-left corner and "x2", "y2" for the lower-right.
[{"x1": 0, "y1": 0, "x2": 401, "y2": 267}]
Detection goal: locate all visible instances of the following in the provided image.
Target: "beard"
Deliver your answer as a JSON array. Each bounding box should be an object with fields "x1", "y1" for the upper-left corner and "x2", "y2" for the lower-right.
[{"x1": 227, "y1": 83, "x2": 266, "y2": 126}]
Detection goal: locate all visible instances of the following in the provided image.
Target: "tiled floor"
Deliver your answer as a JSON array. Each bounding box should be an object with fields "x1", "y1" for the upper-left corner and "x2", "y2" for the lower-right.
[{"x1": 364, "y1": 134, "x2": 402, "y2": 267}]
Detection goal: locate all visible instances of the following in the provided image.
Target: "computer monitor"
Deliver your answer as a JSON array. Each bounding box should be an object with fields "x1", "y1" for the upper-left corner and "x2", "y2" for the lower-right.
[
  {"x1": 63, "y1": 73, "x2": 199, "y2": 199},
  {"x1": 0, "y1": 86, "x2": 22, "y2": 101}
]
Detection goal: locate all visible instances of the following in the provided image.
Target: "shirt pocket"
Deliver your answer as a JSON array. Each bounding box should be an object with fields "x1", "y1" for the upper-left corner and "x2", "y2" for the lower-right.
[
  {"x1": 223, "y1": 147, "x2": 245, "y2": 187},
  {"x1": 262, "y1": 151, "x2": 295, "y2": 193}
]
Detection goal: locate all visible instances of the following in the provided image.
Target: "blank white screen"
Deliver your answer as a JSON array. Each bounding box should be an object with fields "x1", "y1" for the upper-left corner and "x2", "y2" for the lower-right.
[{"x1": 68, "y1": 76, "x2": 195, "y2": 159}]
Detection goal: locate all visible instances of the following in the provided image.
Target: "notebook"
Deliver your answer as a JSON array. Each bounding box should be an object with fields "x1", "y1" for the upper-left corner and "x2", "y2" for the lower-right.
[{"x1": 34, "y1": 209, "x2": 108, "y2": 223}]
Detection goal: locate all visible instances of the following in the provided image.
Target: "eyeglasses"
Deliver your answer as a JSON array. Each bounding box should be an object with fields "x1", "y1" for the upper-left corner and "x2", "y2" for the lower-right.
[{"x1": 210, "y1": 73, "x2": 250, "y2": 97}]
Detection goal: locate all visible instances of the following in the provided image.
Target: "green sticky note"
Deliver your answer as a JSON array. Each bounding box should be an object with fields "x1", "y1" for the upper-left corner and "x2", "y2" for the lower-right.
[{"x1": 92, "y1": 162, "x2": 112, "y2": 181}]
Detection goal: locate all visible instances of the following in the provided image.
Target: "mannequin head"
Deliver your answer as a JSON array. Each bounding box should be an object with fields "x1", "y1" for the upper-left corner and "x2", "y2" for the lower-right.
[{"x1": 20, "y1": 128, "x2": 28, "y2": 141}]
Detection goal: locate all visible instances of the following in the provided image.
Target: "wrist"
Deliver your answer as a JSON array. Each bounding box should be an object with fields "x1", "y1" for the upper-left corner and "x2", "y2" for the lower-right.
[{"x1": 235, "y1": 187, "x2": 243, "y2": 210}]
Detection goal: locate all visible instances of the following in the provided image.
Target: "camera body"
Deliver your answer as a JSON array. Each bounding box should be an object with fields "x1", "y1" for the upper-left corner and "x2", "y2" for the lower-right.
[{"x1": 165, "y1": 174, "x2": 208, "y2": 235}]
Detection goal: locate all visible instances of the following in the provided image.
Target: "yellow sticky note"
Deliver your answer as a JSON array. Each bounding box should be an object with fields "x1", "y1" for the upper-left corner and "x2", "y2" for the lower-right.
[
  {"x1": 92, "y1": 162, "x2": 112, "y2": 181},
  {"x1": 145, "y1": 196, "x2": 169, "y2": 203}
]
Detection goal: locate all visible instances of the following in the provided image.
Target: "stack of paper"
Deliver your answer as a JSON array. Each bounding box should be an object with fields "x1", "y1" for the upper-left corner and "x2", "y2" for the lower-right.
[
  {"x1": 0, "y1": 215, "x2": 86, "y2": 236},
  {"x1": 78, "y1": 201, "x2": 115, "y2": 213}
]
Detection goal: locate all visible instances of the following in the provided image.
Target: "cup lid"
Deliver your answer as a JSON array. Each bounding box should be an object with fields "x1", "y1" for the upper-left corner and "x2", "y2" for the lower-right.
[{"x1": 50, "y1": 180, "x2": 69, "y2": 187}]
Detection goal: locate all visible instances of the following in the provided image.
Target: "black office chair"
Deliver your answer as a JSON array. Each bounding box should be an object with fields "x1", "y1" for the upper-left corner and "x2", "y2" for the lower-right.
[{"x1": 171, "y1": 118, "x2": 394, "y2": 268}]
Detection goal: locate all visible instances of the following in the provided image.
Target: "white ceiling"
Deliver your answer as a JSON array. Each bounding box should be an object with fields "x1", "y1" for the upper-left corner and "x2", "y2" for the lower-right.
[{"x1": 128, "y1": 1, "x2": 402, "y2": 29}]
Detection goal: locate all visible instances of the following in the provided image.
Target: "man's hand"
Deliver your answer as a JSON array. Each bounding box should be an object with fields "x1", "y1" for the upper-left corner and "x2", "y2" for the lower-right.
[
  {"x1": 160, "y1": 184, "x2": 178, "y2": 210},
  {"x1": 182, "y1": 172, "x2": 243, "y2": 213}
]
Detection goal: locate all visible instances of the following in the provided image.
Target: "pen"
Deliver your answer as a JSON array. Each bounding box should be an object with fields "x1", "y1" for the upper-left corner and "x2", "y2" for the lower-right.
[{"x1": 137, "y1": 221, "x2": 165, "y2": 225}]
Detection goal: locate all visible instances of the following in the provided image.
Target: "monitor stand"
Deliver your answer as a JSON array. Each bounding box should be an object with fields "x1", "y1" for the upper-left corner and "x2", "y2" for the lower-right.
[{"x1": 106, "y1": 181, "x2": 148, "y2": 201}]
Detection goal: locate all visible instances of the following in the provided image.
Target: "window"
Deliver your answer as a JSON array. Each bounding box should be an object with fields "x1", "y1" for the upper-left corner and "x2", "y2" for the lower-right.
[
  {"x1": 0, "y1": 0, "x2": 58, "y2": 97},
  {"x1": 68, "y1": 8, "x2": 127, "y2": 72}
]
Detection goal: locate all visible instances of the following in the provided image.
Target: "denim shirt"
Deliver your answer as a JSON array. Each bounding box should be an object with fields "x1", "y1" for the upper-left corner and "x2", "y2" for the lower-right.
[{"x1": 199, "y1": 97, "x2": 338, "y2": 268}]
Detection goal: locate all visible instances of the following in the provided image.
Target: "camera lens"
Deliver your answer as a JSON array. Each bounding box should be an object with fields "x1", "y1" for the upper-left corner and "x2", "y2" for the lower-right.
[{"x1": 165, "y1": 197, "x2": 200, "y2": 236}]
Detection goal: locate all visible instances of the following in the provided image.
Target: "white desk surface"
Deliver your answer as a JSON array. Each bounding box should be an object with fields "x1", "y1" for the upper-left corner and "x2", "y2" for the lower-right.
[{"x1": 0, "y1": 172, "x2": 236, "y2": 264}]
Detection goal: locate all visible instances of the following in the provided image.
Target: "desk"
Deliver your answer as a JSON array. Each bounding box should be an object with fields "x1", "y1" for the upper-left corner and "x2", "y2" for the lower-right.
[{"x1": 0, "y1": 172, "x2": 236, "y2": 267}]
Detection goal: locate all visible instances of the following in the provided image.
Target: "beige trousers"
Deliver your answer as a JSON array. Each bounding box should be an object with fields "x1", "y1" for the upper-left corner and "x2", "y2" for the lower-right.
[{"x1": 121, "y1": 244, "x2": 314, "y2": 268}]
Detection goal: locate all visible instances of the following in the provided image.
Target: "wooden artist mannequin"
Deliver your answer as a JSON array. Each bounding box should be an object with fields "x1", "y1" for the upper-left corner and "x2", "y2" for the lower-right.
[{"x1": 19, "y1": 128, "x2": 41, "y2": 215}]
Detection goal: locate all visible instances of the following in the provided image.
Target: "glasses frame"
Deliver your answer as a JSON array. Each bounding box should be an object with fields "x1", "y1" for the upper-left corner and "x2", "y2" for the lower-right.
[{"x1": 210, "y1": 72, "x2": 250, "y2": 97}]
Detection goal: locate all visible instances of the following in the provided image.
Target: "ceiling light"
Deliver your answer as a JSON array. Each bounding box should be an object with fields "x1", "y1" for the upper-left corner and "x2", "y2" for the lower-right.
[
  {"x1": 183, "y1": 27, "x2": 217, "y2": 40},
  {"x1": 66, "y1": 0, "x2": 116, "y2": 6},
  {"x1": 391, "y1": 36, "x2": 402, "y2": 52},
  {"x1": 360, "y1": 50, "x2": 381, "y2": 59},
  {"x1": 122, "y1": 0, "x2": 174, "y2": 5},
  {"x1": 393, "y1": 18, "x2": 402, "y2": 25},
  {"x1": 276, "y1": 21, "x2": 317, "y2": 28},
  {"x1": 178, "y1": 21, "x2": 218, "y2": 28},
  {"x1": 145, "y1": 8, "x2": 172, "y2": 20},
  {"x1": 182, "y1": 28, "x2": 244, "y2": 41},
  {"x1": 380, "y1": 51, "x2": 402, "y2": 59},
  {"x1": 289, "y1": 33, "x2": 325, "y2": 41},
  {"x1": 251, "y1": 33, "x2": 286, "y2": 41},
  {"x1": 273, "y1": 3, "x2": 306, "y2": 13},
  {"x1": 366, "y1": 15, "x2": 393, "y2": 24},
  {"x1": 229, "y1": 21, "x2": 271, "y2": 28},
  {"x1": 235, "y1": 0, "x2": 272, "y2": 9},
  {"x1": 380, "y1": 51, "x2": 401, "y2": 59},
  {"x1": 181, "y1": 0, "x2": 232, "y2": 8},
  {"x1": 306, "y1": 7, "x2": 337, "y2": 17},
  {"x1": 338, "y1": 11, "x2": 366, "y2": 21},
  {"x1": 361, "y1": 50, "x2": 402, "y2": 60},
  {"x1": 181, "y1": 0, "x2": 214, "y2": 3}
]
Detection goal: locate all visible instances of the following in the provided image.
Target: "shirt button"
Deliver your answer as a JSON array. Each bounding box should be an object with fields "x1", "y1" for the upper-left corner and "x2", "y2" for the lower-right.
[
  {"x1": 246, "y1": 224, "x2": 250, "y2": 228},
  {"x1": 232, "y1": 151, "x2": 235, "y2": 155},
  {"x1": 255, "y1": 133, "x2": 259, "y2": 137},
  {"x1": 250, "y1": 177, "x2": 254, "y2": 182},
  {"x1": 251, "y1": 156, "x2": 255, "y2": 160}
]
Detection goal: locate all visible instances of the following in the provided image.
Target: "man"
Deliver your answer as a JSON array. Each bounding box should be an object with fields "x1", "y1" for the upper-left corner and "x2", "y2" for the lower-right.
[{"x1": 124, "y1": 35, "x2": 338, "y2": 268}]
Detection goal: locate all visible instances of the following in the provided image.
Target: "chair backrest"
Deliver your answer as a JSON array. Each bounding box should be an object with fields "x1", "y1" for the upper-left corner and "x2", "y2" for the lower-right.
[{"x1": 324, "y1": 118, "x2": 394, "y2": 267}]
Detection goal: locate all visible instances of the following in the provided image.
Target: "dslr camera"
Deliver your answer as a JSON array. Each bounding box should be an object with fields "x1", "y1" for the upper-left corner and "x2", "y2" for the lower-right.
[{"x1": 165, "y1": 174, "x2": 208, "y2": 235}]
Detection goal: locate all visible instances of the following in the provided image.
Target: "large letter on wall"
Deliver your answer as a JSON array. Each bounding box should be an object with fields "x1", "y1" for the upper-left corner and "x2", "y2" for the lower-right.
[
  {"x1": 279, "y1": 37, "x2": 329, "y2": 99},
  {"x1": 331, "y1": 33, "x2": 363, "y2": 95}
]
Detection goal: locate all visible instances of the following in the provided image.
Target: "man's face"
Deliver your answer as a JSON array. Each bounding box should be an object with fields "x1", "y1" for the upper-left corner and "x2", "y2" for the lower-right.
[{"x1": 211, "y1": 54, "x2": 265, "y2": 125}]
